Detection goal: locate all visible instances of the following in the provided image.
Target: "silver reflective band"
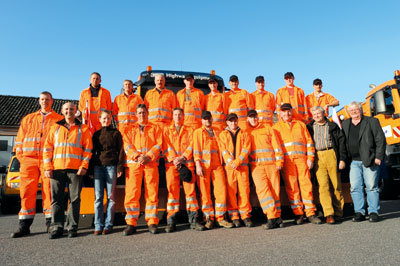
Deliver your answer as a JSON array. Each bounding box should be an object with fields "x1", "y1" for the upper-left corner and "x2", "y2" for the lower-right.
[
  {"x1": 275, "y1": 156, "x2": 283, "y2": 160},
  {"x1": 306, "y1": 144, "x2": 314, "y2": 147},
  {"x1": 145, "y1": 205, "x2": 157, "y2": 210},
  {"x1": 186, "y1": 204, "x2": 199, "y2": 209},
  {"x1": 291, "y1": 204, "x2": 302, "y2": 209},
  {"x1": 202, "y1": 204, "x2": 213, "y2": 209},
  {"x1": 43, "y1": 158, "x2": 51, "y2": 163},
  {"x1": 255, "y1": 109, "x2": 272, "y2": 113},
  {"x1": 210, "y1": 111, "x2": 224, "y2": 115},
  {"x1": 15, "y1": 141, "x2": 23, "y2": 145},
  {"x1": 24, "y1": 137, "x2": 41, "y2": 142},
  {"x1": 118, "y1": 119, "x2": 137, "y2": 124},
  {"x1": 274, "y1": 148, "x2": 282, "y2": 153},
  {"x1": 284, "y1": 142, "x2": 305, "y2": 147},
  {"x1": 250, "y1": 158, "x2": 274, "y2": 163},
  {"x1": 53, "y1": 154, "x2": 85, "y2": 160},
  {"x1": 290, "y1": 200, "x2": 301, "y2": 204},
  {"x1": 193, "y1": 107, "x2": 201, "y2": 111},
  {"x1": 186, "y1": 197, "x2": 196, "y2": 202},
  {"x1": 260, "y1": 196, "x2": 274, "y2": 204},
  {"x1": 201, "y1": 159, "x2": 211, "y2": 164},
  {"x1": 302, "y1": 199, "x2": 313, "y2": 204},
  {"x1": 202, "y1": 149, "x2": 218, "y2": 154},
  {"x1": 125, "y1": 214, "x2": 139, "y2": 219},
  {"x1": 118, "y1": 112, "x2": 136, "y2": 116},
  {"x1": 43, "y1": 148, "x2": 53, "y2": 152},
  {"x1": 149, "y1": 107, "x2": 172, "y2": 113},
  {"x1": 229, "y1": 108, "x2": 247, "y2": 112},
  {"x1": 168, "y1": 199, "x2": 179, "y2": 203},
  {"x1": 215, "y1": 203, "x2": 226, "y2": 208},
  {"x1": 250, "y1": 149, "x2": 273, "y2": 155},
  {"x1": 262, "y1": 202, "x2": 275, "y2": 210},
  {"x1": 215, "y1": 211, "x2": 225, "y2": 215},
  {"x1": 304, "y1": 205, "x2": 314, "y2": 209},
  {"x1": 241, "y1": 149, "x2": 249, "y2": 154},
  {"x1": 22, "y1": 147, "x2": 41, "y2": 152},
  {"x1": 126, "y1": 207, "x2": 140, "y2": 212},
  {"x1": 55, "y1": 143, "x2": 82, "y2": 148},
  {"x1": 284, "y1": 151, "x2": 306, "y2": 156},
  {"x1": 149, "y1": 115, "x2": 171, "y2": 120},
  {"x1": 167, "y1": 205, "x2": 180, "y2": 210},
  {"x1": 239, "y1": 155, "x2": 245, "y2": 161},
  {"x1": 19, "y1": 208, "x2": 35, "y2": 214},
  {"x1": 145, "y1": 213, "x2": 157, "y2": 218},
  {"x1": 19, "y1": 214, "x2": 35, "y2": 219}
]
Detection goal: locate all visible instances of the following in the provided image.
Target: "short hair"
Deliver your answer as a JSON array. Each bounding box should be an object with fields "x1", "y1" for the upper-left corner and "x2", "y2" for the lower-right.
[
  {"x1": 40, "y1": 91, "x2": 53, "y2": 100},
  {"x1": 173, "y1": 107, "x2": 184, "y2": 114},
  {"x1": 91, "y1": 72, "x2": 101, "y2": 78},
  {"x1": 348, "y1": 101, "x2": 363, "y2": 112},
  {"x1": 284, "y1": 72, "x2": 294, "y2": 79},
  {"x1": 123, "y1": 79, "x2": 133, "y2": 85},
  {"x1": 136, "y1": 103, "x2": 148, "y2": 112},
  {"x1": 99, "y1": 109, "x2": 112, "y2": 118},
  {"x1": 313, "y1": 78, "x2": 322, "y2": 85},
  {"x1": 62, "y1": 102, "x2": 76, "y2": 110},
  {"x1": 311, "y1": 105, "x2": 325, "y2": 114},
  {"x1": 154, "y1": 74, "x2": 165, "y2": 80}
]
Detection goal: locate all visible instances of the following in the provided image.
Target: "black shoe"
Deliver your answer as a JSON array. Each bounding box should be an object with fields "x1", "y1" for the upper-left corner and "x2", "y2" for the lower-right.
[
  {"x1": 67, "y1": 230, "x2": 77, "y2": 238},
  {"x1": 275, "y1": 217, "x2": 285, "y2": 228},
  {"x1": 232, "y1": 219, "x2": 241, "y2": 228},
  {"x1": 334, "y1": 216, "x2": 343, "y2": 223},
  {"x1": 11, "y1": 228, "x2": 30, "y2": 238},
  {"x1": 165, "y1": 223, "x2": 176, "y2": 233},
  {"x1": 352, "y1": 212, "x2": 366, "y2": 222},
  {"x1": 243, "y1": 218, "x2": 254, "y2": 228},
  {"x1": 149, "y1": 224, "x2": 158, "y2": 234},
  {"x1": 49, "y1": 230, "x2": 63, "y2": 239},
  {"x1": 123, "y1": 225, "x2": 136, "y2": 236},
  {"x1": 263, "y1": 219, "x2": 276, "y2": 230},
  {"x1": 295, "y1": 214, "x2": 304, "y2": 225},
  {"x1": 191, "y1": 222, "x2": 205, "y2": 231},
  {"x1": 369, "y1": 212, "x2": 379, "y2": 222}
]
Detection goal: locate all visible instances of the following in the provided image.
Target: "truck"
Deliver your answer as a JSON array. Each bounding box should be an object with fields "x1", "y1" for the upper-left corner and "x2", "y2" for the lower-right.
[{"x1": 334, "y1": 70, "x2": 400, "y2": 199}]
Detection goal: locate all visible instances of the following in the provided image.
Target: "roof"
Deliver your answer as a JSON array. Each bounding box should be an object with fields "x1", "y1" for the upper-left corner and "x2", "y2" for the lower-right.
[{"x1": 0, "y1": 95, "x2": 79, "y2": 127}]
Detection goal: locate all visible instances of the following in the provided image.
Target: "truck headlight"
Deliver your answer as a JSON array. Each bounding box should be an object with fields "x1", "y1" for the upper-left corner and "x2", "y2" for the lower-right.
[{"x1": 9, "y1": 182, "x2": 20, "y2": 188}]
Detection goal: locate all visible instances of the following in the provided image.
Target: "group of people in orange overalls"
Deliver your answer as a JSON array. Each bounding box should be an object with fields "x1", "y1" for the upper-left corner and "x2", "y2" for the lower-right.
[{"x1": 11, "y1": 70, "x2": 346, "y2": 239}]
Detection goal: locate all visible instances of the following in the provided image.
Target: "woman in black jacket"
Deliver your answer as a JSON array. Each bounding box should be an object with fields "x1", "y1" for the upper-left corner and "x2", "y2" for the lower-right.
[{"x1": 90, "y1": 110, "x2": 125, "y2": 235}]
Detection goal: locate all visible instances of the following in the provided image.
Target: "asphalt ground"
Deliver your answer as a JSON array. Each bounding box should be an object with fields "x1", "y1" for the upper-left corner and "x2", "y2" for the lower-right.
[{"x1": 1, "y1": 199, "x2": 400, "y2": 266}]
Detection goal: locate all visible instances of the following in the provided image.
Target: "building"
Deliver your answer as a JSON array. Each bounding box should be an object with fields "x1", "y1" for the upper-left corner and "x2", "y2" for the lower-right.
[{"x1": 0, "y1": 95, "x2": 78, "y2": 168}]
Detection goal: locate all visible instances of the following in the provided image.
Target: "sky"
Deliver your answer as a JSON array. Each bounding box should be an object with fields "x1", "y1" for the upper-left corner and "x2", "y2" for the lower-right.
[{"x1": 1, "y1": 0, "x2": 400, "y2": 111}]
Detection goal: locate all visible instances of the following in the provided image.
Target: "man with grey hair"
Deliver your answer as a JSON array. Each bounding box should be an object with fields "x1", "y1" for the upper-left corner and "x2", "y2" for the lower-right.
[
  {"x1": 342, "y1": 101, "x2": 386, "y2": 222},
  {"x1": 307, "y1": 106, "x2": 346, "y2": 224}
]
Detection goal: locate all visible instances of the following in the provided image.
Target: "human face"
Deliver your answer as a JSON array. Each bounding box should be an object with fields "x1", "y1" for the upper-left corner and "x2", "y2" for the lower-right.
[
  {"x1": 208, "y1": 81, "x2": 218, "y2": 92},
  {"x1": 184, "y1": 78, "x2": 194, "y2": 88},
  {"x1": 312, "y1": 109, "x2": 325, "y2": 124},
  {"x1": 348, "y1": 105, "x2": 362, "y2": 120},
  {"x1": 136, "y1": 107, "x2": 148, "y2": 124},
  {"x1": 62, "y1": 103, "x2": 76, "y2": 120},
  {"x1": 247, "y1": 115, "x2": 259, "y2": 127},
  {"x1": 201, "y1": 117, "x2": 213, "y2": 128},
  {"x1": 173, "y1": 110, "x2": 184, "y2": 125},
  {"x1": 123, "y1": 81, "x2": 133, "y2": 95},
  {"x1": 154, "y1": 75, "x2": 165, "y2": 90},
  {"x1": 39, "y1": 93, "x2": 53, "y2": 112},
  {"x1": 313, "y1": 83, "x2": 322, "y2": 93},
  {"x1": 227, "y1": 119, "x2": 239, "y2": 131},
  {"x1": 284, "y1": 77, "x2": 294, "y2": 87},
  {"x1": 255, "y1": 81, "x2": 264, "y2": 91},
  {"x1": 229, "y1": 80, "x2": 239, "y2": 90},
  {"x1": 90, "y1": 74, "x2": 101, "y2": 87},
  {"x1": 280, "y1": 109, "x2": 292, "y2": 122},
  {"x1": 99, "y1": 112, "x2": 112, "y2": 127}
]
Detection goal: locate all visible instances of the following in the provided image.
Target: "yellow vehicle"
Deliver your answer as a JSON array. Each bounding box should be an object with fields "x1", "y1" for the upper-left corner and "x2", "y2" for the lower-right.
[
  {"x1": 334, "y1": 70, "x2": 400, "y2": 198},
  {"x1": 0, "y1": 156, "x2": 42, "y2": 213}
]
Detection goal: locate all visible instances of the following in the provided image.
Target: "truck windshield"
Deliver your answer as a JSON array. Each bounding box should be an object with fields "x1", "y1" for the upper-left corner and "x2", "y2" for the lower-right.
[{"x1": 9, "y1": 158, "x2": 20, "y2": 172}]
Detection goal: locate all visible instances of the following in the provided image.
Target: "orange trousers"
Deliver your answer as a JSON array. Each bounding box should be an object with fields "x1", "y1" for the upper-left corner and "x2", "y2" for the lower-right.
[
  {"x1": 165, "y1": 166, "x2": 198, "y2": 220},
  {"x1": 196, "y1": 165, "x2": 227, "y2": 222},
  {"x1": 251, "y1": 164, "x2": 281, "y2": 219},
  {"x1": 282, "y1": 158, "x2": 316, "y2": 217},
  {"x1": 225, "y1": 165, "x2": 251, "y2": 220},
  {"x1": 18, "y1": 156, "x2": 51, "y2": 219},
  {"x1": 124, "y1": 166, "x2": 159, "y2": 226}
]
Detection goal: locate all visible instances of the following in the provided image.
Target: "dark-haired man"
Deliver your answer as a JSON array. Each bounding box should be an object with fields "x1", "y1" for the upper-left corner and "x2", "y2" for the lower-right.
[{"x1": 306, "y1": 79, "x2": 339, "y2": 119}]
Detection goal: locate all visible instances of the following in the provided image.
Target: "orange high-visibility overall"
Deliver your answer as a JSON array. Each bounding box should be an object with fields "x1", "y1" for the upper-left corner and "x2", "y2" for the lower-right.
[
  {"x1": 205, "y1": 92, "x2": 226, "y2": 131},
  {"x1": 112, "y1": 93, "x2": 143, "y2": 132},
  {"x1": 176, "y1": 87, "x2": 205, "y2": 129},
  {"x1": 144, "y1": 88, "x2": 177, "y2": 128},
  {"x1": 251, "y1": 90, "x2": 275, "y2": 126},
  {"x1": 224, "y1": 88, "x2": 254, "y2": 129},
  {"x1": 276, "y1": 86, "x2": 308, "y2": 122}
]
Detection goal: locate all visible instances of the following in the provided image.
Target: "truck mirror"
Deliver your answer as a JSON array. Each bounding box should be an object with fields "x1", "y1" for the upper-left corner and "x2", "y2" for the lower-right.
[{"x1": 374, "y1": 90, "x2": 388, "y2": 114}]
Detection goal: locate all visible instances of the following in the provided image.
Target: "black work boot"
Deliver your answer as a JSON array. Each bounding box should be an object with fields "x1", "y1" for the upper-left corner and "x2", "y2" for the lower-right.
[{"x1": 11, "y1": 218, "x2": 33, "y2": 238}]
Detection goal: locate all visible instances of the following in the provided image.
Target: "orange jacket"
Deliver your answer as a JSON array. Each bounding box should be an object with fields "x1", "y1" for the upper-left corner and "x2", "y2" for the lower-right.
[
  {"x1": 276, "y1": 86, "x2": 308, "y2": 122},
  {"x1": 15, "y1": 110, "x2": 63, "y2": 160},
  {"x1": 273, "y1": 119, "x2": 315, "y2": 161},
  {"x1": 122, "y1": 123, "x2": 162, "y2": 168},
  {"x1": 144, "y1": 88, "x2": 177, "y2": 127},
  {"x1": 176, "y1": 87, "x2": 205, "y2": 129},
  {"x1": 163, "y1": 124, "x2": 194, "y2": 169},
  {"x1": 246, "y1": 123, "x2": 283, "y2": 168},
  {"x1": 43, "y1": 119, "x2": 93, "y2": 171},
  {"x1": 224, "y1": 88, "x2": 254, "y2": 121},
  {"x1": 251, "y1": 89, "x2": 275, "y2": 126},
  {"x1": 112, "y1": 93, "x2": 143, "y2": 129},
  {"x1": 218, "y1": 128, "x2": 251, "y2": 169},
  {"x1": 205, "y1": 92, "x2": 226, "y2": 130},
  {"x1": 79, "y1": 87, "x2": 112, "y2": 132},
  {"x1": 306, "y1": 92, "x2": 338, "y2": 117},
  {"x1": 193, "y1": 127, "x2": 224, "y2": 168}
]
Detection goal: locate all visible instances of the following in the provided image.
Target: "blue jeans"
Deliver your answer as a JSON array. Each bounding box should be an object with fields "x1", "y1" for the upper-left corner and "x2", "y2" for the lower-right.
[
  {"x1": 349, "y1": 160, "x2": 380, "y2": 215},
  {"x1": 94, "y1": 165, "x2": 117, "y2": 230}
]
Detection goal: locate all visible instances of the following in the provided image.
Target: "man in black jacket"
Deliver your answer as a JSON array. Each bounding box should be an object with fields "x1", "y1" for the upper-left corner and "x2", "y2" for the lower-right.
[
  {"x1": 342, "y1": 102, "x2": 386, "y2": 222},
  {"x1": 307, "y1": 106, "x2": 346, "y2": 224}
]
